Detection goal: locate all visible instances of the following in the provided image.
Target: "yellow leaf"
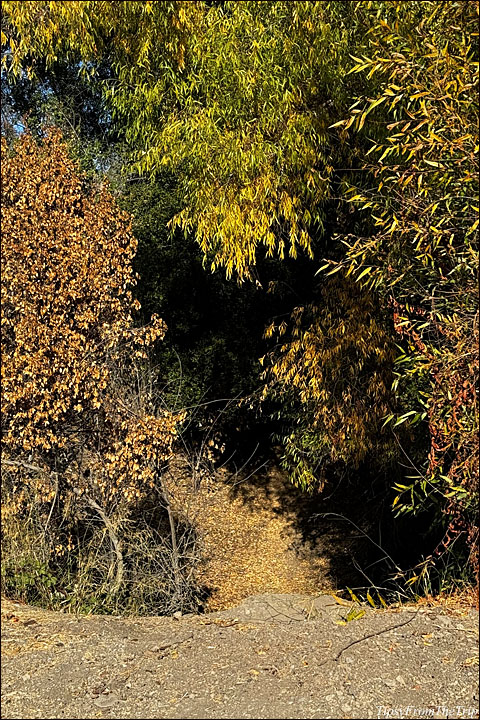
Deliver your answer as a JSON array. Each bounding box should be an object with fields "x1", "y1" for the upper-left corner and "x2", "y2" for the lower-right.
[
  {"x1": 331, "y1": 594, "x2": 351, "y2": 607},
  {"x1": 378, "y1": 594, "x2": 387, "y2": 609},
  {"x1": 329, "y1": 119, "x2": 347, "y2": 129}
]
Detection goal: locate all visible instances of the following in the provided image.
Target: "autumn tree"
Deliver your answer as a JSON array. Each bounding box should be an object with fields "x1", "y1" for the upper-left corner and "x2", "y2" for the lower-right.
[
  {"x1": 1, "y1": 129, "x2": 188, "y2": 609},
  {"x1": 1, "y1": 1, "x2": 359, "y2": 278}
]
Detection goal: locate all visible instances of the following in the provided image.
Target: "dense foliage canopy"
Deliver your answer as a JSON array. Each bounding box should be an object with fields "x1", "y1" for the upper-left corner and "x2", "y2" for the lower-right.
[{"x1": 2, "y1": 0, "x2": 478, "y2": 600}]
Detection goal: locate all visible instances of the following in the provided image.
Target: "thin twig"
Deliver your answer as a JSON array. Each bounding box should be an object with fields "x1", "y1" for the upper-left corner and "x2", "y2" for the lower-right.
[{"x1": 319, "y1": 612, "x2": 417, "y2": 667}]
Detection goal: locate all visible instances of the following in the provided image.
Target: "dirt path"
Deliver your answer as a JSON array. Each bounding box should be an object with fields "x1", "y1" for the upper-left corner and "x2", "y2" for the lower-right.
[
  {"x1": 2, "y1": 594, "x2": 478, "y2": 719},
  {"x1": 165, "y1": 458, "x2": 368, "y2": 610}
]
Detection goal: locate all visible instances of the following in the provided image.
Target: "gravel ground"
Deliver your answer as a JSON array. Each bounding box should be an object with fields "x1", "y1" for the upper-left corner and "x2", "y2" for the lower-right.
[{"x1": 1, "y1": 593, "x2": 478, "y2": 719}]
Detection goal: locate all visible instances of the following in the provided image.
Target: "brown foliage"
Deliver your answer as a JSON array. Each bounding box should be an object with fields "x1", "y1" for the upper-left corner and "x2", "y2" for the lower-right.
[{"x1": 1, "y1": 130, "x2": 183, "y2": 521}]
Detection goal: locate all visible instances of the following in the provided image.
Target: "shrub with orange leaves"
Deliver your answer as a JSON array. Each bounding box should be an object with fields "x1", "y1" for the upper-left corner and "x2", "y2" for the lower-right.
[{"x1": 1, "y1": 129, "x2": 183, "y2": 547}]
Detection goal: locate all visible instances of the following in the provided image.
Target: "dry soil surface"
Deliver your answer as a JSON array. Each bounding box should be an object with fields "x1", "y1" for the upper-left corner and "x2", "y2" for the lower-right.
[{"x1": 1, "y1": 594, "x2": 478, "y2": 719}]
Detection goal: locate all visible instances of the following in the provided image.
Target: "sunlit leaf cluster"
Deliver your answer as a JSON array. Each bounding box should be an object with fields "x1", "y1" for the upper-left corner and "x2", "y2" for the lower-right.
[
  {"x1": 261, "y1": 278, "x2": 395, "y2": 490},
  {"x1": 2, "y1": 1, "x2": 357, "y2": 279}
]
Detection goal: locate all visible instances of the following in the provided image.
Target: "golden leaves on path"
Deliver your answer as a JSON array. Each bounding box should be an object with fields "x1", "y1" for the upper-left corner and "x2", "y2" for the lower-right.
[{"x1": 166, "y1": 459, "x2": 330, "y2": 610}]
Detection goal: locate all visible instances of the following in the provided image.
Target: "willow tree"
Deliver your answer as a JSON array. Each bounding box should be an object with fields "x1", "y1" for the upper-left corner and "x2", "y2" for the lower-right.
[
  {"x1": 2, "y1": 0, "x2": 359, "y2": 277},
  {"x1": 325, "y1": 0, "x2": 479, "y2": 578},
  {"x1": 260, "y1": 277, "x2": 396, "y2": 490}
]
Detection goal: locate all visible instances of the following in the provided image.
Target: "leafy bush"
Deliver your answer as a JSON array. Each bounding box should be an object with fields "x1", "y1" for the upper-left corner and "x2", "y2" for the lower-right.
[
  {"x1": 1, "y1": 129, "x2": 201, "y2": 613},
  {"x1": 261, "y1": 277, "x2": 396, "y2": 490},
  {"x1": 326, "y1": 0, "x2": 479, "y2": 580}
]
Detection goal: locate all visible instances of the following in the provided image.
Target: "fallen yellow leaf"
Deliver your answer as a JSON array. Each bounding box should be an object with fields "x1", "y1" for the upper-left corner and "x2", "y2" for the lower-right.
[{"x1": 331, "y1": 595, "x2": 351, "y2": 607}]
